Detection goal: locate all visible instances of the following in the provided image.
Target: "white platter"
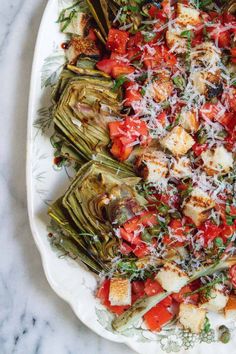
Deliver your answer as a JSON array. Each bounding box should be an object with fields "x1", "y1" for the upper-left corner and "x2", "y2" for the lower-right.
[{"x1": 27, "y1": 1, "x2": 236, "y2": 353}]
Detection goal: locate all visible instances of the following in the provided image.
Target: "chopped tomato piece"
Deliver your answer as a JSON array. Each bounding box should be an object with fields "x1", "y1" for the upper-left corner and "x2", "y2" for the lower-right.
[
  {"x1": 111, "y1": 64, "x2": 135, "y2": 78},
  {"x1": 224, "y1": 88, "x2": 236, "y2": 112},
  {"x1": 97, "y1": 280, "x2": 130, "y2": 315},
  {"x1": 172, "y1": 285, "x2": 199, "y2": 304},
  {"x1": 156, "y1": 111, "x2": 167, "y2": 126},
  {"x1": 229, "y1": 265, "x2": 236, "y2": 288},
  {"x1": 133, "y1": 242, "x2": 150, "y2": 258},
  {"x1": 120, "y1": 227, "x2": 142, "y2": 246},
  {"x1": 96, "y1": 59, "x2": 119, "y2": 75},
  {"x1": 163, "y1": 219, "x2": 190, "y2": 247},
  {"x1": 144, "y1": 304, "x2": 173, "y2": 332},
  {"x1": 124, "y1": 82, "x2": 142, "y2": 107},
  {"x1": 132, "y1": 281, "x2": 145, "y2": 302},
  {"x1": 110, "y1": 138, "x2": 133, "y2": 161},
  {"x1": 143, "y1": 45, "x2": 177, "y2": 70},
  {"x1": 107, "y1": 28, "x2": 129, "y2": 54},
  {"x1": 109, "y1": 121, "x2": 125, "y2": 139},
  {"x1": 209, "y1": 25, "x2": 231, "y2": 48},
  {"x1": 144, "y1": 278, "x2": 163, "y2": 296},
  {"x1": 216, "y1": 112, "x2": 236, "y2": 132},
  {"x1": 120, "y1": 242, "x2": 133, "y2": 255},
  {"x1": 199, "y1": 221, "x2": 222, "y2": 246},
  {"x1": 200, "y1": 102, "x2": 222, "y2": 121},
  {"x1": 220, "y1": 224, "x2": 235, "y2": 242},
  {"x1": 127, "y1": 32, "x2": 143, "y2": 50},
  {"x1": 192, "y1": 142, "x2": 208, "y2": 156}
]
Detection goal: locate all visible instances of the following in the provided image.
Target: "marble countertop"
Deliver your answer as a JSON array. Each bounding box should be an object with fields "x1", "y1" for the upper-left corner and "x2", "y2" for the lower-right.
[{"x1": 0, "y1": 1, "x2": 134, "y2": 353}]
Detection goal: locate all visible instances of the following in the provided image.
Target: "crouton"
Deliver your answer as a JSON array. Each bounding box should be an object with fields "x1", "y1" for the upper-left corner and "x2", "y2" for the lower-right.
[
  {"x1": 179, "y1": 303, "x2": 206, "y2": 334},
  {"x1": 155, "y1": 262, "x2": 189, "y2": 293},
  {"x1": 190, "y1": 42, "x2": 221, "y2": 69},
  {"x1": 166, "y1": 30, "x2": 187, "y2": 53},
  {"x1": 109, "y1": 278, "x2": 131, "y2": 306},
  {"x1": 176, "y1": 4, "x2": 202, "y2": 26},
  {"x1": 135, "y1": 150, "x2": 168, "y2": 183},
  {"x1": 201, "y1": 146, "x2": 233, "y2": 175},
  {"x1": 200, "y1": 284, "x2": 229, "y2": 312},
  {"x1": 160, "y1": 126, "x2": 195, "y2": 156},
  {"x1": 179, "y1": 110, "x2": 200, "y2": 133},
  {"x1": 171, "y1": 157, "x2": 192, "y2": 179},
  {"x1": 182, "y1": 187, "x2": 215, "y2": 227}
]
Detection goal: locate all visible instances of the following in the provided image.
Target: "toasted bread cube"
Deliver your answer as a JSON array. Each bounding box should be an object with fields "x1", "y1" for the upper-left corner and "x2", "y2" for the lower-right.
[
  {"x1": 61, "y1": 12, "x2": 89, "y2": 36},
  {"x1": 179, "y1": 303, "x2": 206, "y2": 334},
  {"x1": 109, "y1": 278, "x2": 131, "y2": 306},
  {"x1": 166, "y1": 30, "x2": 187, "y2": 53},
  {"x1": 191, "y1": 71, "x2": 222, "y2": 97},
  {"x1": 225, "y1": 295, "x2": 236, "y2": 320},
  {"x1": 160, "y1": 126, "x2": 195, "y2": 156},
  {"x1": 135, "y1": 150, "x2": 168, "y2": 183},
  {"x1": 152, "y1": 80, "x2": 174, "y2": 103},
  {"x1": 190, "y1": 42, "x2": 221, "y2": 69},
  {"x1": 200, "y1": 284, "x2": 229, "y2": 312},
  {"x1": 201, "y1": 146, "x2": 233, "y2": 175},
  {"x1": 182, "y1": 187, "x2": 215, "y2": 227},
  {"x1": 176, "y1": 4, "x2": 201, "y2": 26},
  {"x1": 179, "y1": 110, "x2": 199, "y2": 133},
  {"x1": 155, "y1": 262, "x2": 189, "y2": 293},
  {"x1": 171, "y1": 157, "x2": 192, "y2": 179}
]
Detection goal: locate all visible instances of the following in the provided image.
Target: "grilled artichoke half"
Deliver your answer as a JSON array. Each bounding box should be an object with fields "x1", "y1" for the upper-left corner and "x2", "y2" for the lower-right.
[
  {"x1": 52, "y1": 59, "x2": 134, "y2": 176},
  {"x1": 49, "y1": 161, "x2": 142, "y2": 272}
]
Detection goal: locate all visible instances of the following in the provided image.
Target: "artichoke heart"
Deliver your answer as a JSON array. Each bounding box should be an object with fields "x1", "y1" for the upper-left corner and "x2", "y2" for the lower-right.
[
  {"x1": 53, "y1": 74, "x2": 120, "y2": 160},
  {"x1": 49, "y1": 162, "x2": 141, "y2": 268}
]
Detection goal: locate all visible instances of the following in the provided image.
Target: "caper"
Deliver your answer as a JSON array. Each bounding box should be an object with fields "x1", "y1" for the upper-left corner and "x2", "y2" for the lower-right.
[
  {"x1": 219, "y1": 325, "x2": 231, "y2": 344},
  {"x1": 219, "y1": 330, "x2": 231, "y2": 344}
]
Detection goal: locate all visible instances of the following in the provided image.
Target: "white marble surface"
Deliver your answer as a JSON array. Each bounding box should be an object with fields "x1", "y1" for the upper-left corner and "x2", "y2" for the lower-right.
[{"x1": 0, "y1": 1, "x2": 134, "y2": 353}]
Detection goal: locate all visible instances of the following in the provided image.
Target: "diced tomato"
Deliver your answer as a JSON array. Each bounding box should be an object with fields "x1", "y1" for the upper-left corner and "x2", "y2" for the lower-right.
[
  {"x1": 120, "y1": 227, "x2": 142, "y2": 246},
  {"x1": 163, "y1": 219, "x2": 190, "y2": 247},
  {"x1": 143, "y1": 45, "x2": 177, "y2": 70},
  {"x1": 209, "y1": 25, "x2": 231, "y2": 48},
  {"x1": 231, "y1": 47, "x2": 236, "y2": 58},
  {"x1": 156, "y1": 111, "x2": 167, "y2": 126},
  {"x1": 220, "y1": 224, "x2": 235, "y2": 242},
  {"x1": 107, "y1": 28, "x2": 129, "y2": 54},
  {"x1": 229, "y1": 265, "x2": 236, "y2": 288},
  {"x1": 123, "y1": 211, "x2": 157, "y2": 234},
  {"x1": 144, "y1": 278, "x2": 163, "y2": 296},
  {"x1": 224, "y1": 88, "x2": 236, "y2": 112},
  {"x1": 200, "y1": 102, "x2": 222, "y2": 121},
  {"x1": 97, "y1": 280, "x2": 130, "y2": 315},
  {"x1": 225, "y1": 132, "x2": 236, "y2": 151},
  {"x1": 110, "y1": 138, "x2": 133, "y2": 161},
  {"x1": 127, "y1": 32, "x2": 143, "y2": 50},
  {"x1": 109, "y1": 121, "x2": 125, "y2": 139},
  {"x1": 199, "y1": 221, "x2": 222, "y2": 246},
  {"x1": 96, "y1": 59, "x2": 119, "y2": 75},
  {"x1": 172, "y1": 285, "x2": 199, "y2": 305},
  {"x1": 111, "y1": 64, "x2": 135, "y2": 78},
  {"x1": 132, "y1": 281, "x2": 145, "y2": 296},
  {"x1": 216, "y1": 112, "x2": 236, "y2": 132},
  {"x1": 124, "y1": 82, "x2": 142, "y2": 107},
  {"x1": 144, "y1": 304, "x2": 173, "y2": 332},
  {"x1": 192, "y1": 142, "x2": 208, "y2": 156},
  {"x1": 120, "y1": 242, "x2": 133, "y2": 255},
  {"x1": 222, "y1": 12, "x2": 236, "y2": 25},
  {"x1": 133, "y1": 242, "x2": 150, "y2": 258}
]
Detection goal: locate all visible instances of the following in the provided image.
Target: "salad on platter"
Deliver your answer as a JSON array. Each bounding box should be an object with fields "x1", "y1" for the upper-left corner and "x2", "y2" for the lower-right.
[{"x1": 47, "y1": 0, "x2": 236, "y2": 344}]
